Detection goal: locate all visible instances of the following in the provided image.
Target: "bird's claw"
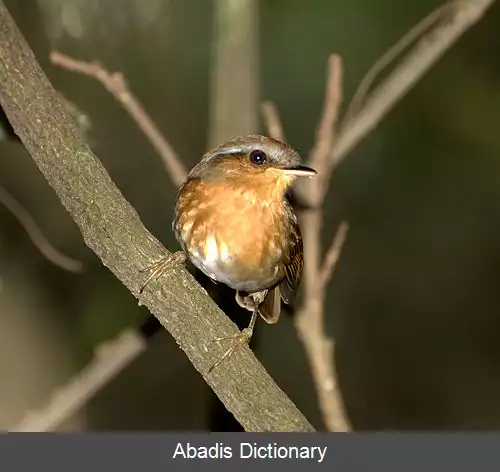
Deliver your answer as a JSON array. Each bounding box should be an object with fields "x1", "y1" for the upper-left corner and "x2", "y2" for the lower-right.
[
  {"x1": 208, "y1": 330, "x2": 252, "y2": 373},
  {"x1": 211, "y1": 327, "x2": 253, "y2": 344},
  {"x1": 139, "y1": 251, "x2": 186, "y2": 293},
  {"x1": 208, "y1": 312, "x2": 257, "y2": 373}
]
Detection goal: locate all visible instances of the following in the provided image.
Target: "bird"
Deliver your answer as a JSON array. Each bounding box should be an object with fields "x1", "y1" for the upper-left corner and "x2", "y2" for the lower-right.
[{"x1": 140, "y1": 135, "x2": 316, "y2": 371}]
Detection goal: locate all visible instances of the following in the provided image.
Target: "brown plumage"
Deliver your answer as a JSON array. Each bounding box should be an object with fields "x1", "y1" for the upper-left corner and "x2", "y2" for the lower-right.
[{"x1": 171, "y1": 135, "x2": 316, "y2": 370}]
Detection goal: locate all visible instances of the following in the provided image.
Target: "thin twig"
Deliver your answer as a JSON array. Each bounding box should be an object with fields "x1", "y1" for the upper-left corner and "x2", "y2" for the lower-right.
[
  {"x1": 260, "y1": 101, "x2": 286, "y2": 143},
  {"x1": 0, "y1": 183, "x2": 84, "y2": 273},
  {"x1": 333, "y1": 0, "x2": 496, "y2": 170},
  {"x1": 309, "y1": 55, "x2": 343, "y2": 172},
  {"x1": 50, "y1": 51, "x2": 187, "y2": 187},
  {"x1": 343, "y1": 2, "x2": 451, "y2": 124},
  {"x1": 319, "y1": 221, "x2": 349, "y2": 289},
  {"x1": 306, "y1": 54, "x2": 343, "y2": 204},
  {"x1": 13, "y1": 329, "x2": 146, "y2": 432}
]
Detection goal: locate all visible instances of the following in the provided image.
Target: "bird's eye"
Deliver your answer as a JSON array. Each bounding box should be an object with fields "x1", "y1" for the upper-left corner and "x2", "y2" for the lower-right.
[{"x1": 249, "y1": 150, "x2": 267, "y2": 165}]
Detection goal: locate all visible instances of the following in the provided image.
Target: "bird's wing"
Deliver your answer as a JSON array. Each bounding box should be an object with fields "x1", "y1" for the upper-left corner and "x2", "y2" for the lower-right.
[
  {"x1": 279, "y1": 209, "x2": 304, "y2": 305},
  {"x1": 258, "y1": 204, "x2": 303, "y2": 324},
  {"x1": 257, "y1": 286, "x2": 282, "y2": 324}
]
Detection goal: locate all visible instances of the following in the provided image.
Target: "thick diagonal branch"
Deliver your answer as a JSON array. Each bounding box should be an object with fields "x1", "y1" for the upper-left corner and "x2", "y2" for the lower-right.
[{"x1": 0, "y1": 1, "x2": 313, "y2": 432}]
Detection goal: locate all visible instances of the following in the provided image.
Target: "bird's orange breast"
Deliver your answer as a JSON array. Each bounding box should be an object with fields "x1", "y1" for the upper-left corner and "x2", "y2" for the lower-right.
[{"x1": 173, "y1": 179, "x2": 290, "y2": 292}]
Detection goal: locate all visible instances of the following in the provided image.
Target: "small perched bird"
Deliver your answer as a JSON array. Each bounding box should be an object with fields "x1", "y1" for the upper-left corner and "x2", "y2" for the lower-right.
[{"x1": 141, "y1": 135, "x2": 316, "y2": 370}]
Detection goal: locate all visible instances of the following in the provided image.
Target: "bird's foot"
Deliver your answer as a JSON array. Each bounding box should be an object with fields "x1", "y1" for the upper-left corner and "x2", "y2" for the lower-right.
[
  {"x1": 208, "y1": 311, "x2": 257, "y2": 373},
  {"x1": 139, "y1": 251, "x2": 186, "y2": 293},
  {"x1": 235, "y1": 290, "x2": 267, "y2": 312}
]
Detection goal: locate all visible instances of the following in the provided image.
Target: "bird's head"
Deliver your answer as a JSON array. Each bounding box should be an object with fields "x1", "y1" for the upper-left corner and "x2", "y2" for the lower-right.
[{"x1": 189, "y1": 135, "x2": 316, "y2": 198}]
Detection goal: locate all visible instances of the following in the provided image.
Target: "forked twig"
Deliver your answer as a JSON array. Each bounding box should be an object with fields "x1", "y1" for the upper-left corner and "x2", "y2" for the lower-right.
[
  {"x1": 50, "y1": 52, "x2": 187, "y2": 187},
  {"x1": 293, "y1": 55, "x2": 351, "y2": 431}
]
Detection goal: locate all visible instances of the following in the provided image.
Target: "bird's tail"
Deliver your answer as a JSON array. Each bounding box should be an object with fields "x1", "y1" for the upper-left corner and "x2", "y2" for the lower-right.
[{"x1": 257, "y1": 286, "x2": 282, "y2": 324}]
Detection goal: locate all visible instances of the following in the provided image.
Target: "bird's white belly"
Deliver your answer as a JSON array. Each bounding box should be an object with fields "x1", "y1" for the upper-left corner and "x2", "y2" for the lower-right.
[{"x1": 186, "y1": 232, "x2": 282, "y2": 292}]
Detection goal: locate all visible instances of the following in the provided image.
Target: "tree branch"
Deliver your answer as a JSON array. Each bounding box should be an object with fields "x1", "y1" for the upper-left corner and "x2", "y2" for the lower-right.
[
  {"x1": 13, "y1": 329, "x2": 146, "y2": 432},
  {"x1": 307, "y1": 54, "x2": 343, "y2": 203},
  {"x1": 342, "y1": 2, "x2": 452, "y2": 125},
  {"x1": 333, "y1": 0, "x2": 496, "y2": 169},
  {"x1": 319, "y1": 221, "x2": 349, "y2": 291},
  {"x1": 50, "y1": 51, "x2": 187, "y2": 188},
  {"x1": 294, "y1": 56, "x2": 351, "y2": 432},
  {"x1": 0, "y1": 182, "x2": 84, "y2": 273},
  {"x1": 0, "y1": 1, "x2": 313, "y2": 432},
  {"x1": 260, "y1": 101, "x2": 286, "y2": 143},
  {"x1": 262, "y1": 58, "x2": 351, "y2": 431}
]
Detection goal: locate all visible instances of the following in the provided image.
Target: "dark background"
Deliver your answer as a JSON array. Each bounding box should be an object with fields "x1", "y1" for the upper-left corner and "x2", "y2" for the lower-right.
[{"x1": 1, "y1": 0, "x2": 500, "y2": 431}]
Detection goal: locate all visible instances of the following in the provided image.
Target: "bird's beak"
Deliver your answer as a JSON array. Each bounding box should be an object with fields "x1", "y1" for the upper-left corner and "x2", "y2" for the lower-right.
[{"x1": 280, "y1": 165, "x2": 317, "y2": 177}]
